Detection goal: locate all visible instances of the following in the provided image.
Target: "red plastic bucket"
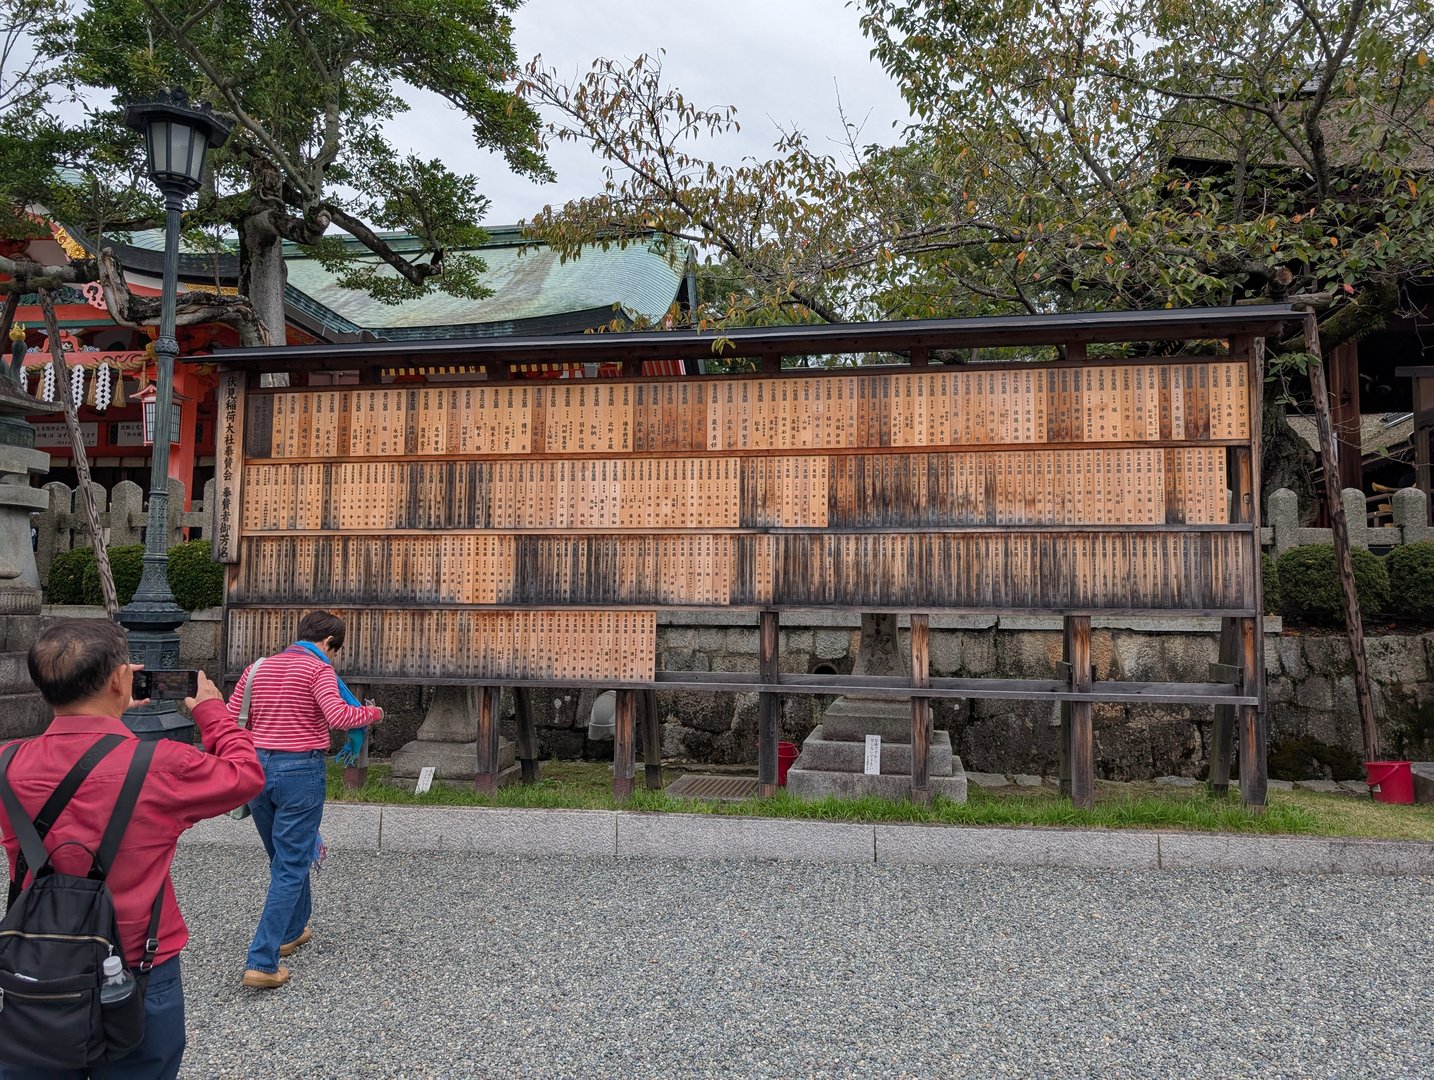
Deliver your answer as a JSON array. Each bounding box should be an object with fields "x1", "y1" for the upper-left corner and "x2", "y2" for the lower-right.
[
  {"x1": 1365, "y1": 761, "x2": 1415, "y2": 805},
  {"x1": 777, "y1": 741, "x2": 799, "y2": 786}
]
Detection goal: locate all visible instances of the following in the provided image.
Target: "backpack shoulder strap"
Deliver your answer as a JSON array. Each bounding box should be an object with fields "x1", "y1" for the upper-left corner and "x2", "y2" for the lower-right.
[
  {"x1": 29, "y1": 734, "x2": 127, "y2": 843},
  {"x1": 3, "y1": 733, "x2": 126, "y2": 907},
  {"x1": 138, "y1": 885, "x2": 165, "y2": 976},
  {"x1": 0, "y1": 742, "x2": 55, "y2": 891},
  {"x1": 89, "y1": 739, "x2": 158, "y2": 880}
]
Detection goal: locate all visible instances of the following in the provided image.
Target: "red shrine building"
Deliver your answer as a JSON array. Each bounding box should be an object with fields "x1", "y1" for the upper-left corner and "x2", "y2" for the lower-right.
[{"x1": 4, "y1": 221, "x2": 695, "y2": 501}]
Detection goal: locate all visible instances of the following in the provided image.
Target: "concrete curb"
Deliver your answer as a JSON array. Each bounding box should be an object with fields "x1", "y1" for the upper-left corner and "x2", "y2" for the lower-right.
[{"x1": 178, "y1": 803, "x2": 1434, "y2": 876}]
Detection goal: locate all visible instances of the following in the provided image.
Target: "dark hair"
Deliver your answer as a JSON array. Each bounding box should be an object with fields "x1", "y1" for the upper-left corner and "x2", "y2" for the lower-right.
[
  {"x1": 28, "y1": 619, "x2": 131, "y2": 707},
  {"x1": 296, "y1": 610, "x2": 346, "y2": 651}
]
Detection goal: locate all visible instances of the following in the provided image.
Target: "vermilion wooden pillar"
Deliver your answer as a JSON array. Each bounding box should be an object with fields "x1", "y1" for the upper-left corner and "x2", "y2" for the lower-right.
[{"x1": 170, "y1": 364, "x2": 203, "y2": 506}]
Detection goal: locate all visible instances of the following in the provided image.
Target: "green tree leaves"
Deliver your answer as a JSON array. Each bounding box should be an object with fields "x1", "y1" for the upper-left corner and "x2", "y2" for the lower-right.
[{"x1": 6, "y1": 0, "x2": 550, "y2": 339}]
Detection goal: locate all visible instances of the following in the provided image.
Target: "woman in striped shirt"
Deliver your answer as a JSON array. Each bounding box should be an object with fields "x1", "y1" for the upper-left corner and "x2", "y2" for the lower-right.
[{"x1": 226, "y1": 611, "x2": 383, "y2": 989}]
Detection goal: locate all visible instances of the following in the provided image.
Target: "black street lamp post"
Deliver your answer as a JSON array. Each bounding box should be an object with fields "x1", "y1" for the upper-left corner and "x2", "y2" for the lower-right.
[{"x1": 120, "y1": 88, "x2": 233, "y2": 740}]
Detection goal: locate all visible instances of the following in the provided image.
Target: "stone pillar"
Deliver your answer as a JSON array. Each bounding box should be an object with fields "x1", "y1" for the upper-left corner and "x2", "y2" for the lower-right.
[
  {"x1": 0, "y1": 401, "x2": 56, "y2": 739},
  {"x1": 389, "y1": 685, "x2": 518, "y2": 787},
  {"x1": 0, "y1": 443, "x2": 50, "y2": 589},
  {"x1": 786, "y1": 614, "x2": 967, "y2": 801}
]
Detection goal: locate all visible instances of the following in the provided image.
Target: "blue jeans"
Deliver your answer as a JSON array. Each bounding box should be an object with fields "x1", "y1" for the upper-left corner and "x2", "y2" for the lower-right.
[
  {"x1": 0, "y1": 956, "x2": 185, "y2": 1080},
  {"x1": 246, "y1": 749, "x2": 326, "y2": 973}
]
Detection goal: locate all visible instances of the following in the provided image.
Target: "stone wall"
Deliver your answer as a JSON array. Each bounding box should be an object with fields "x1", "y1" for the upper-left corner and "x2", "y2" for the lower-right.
[
  {"x1": 32, "y1": 607, "x2": 1434, "y2": 777},
  {"x1": 638, "y1": 613, "x2": 1434, "y2": 779}
]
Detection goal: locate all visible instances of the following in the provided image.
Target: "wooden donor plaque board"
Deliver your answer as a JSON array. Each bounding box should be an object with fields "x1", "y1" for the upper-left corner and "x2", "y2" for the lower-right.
[{"x1": 217, "y1": 358, "x2": 1257, "y2": 685}]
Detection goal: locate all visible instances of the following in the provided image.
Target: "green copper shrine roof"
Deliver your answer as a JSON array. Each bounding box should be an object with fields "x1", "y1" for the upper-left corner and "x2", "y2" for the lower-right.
[
  {"x1": 279, "y1": 228, "x2": 692, "y2": 340},
  {"x1": 65, "y1": 218, "x2": 693, "y2": 342}
]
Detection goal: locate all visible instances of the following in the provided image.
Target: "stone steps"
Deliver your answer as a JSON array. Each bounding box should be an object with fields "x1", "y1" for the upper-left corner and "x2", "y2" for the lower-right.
[
  {"x1": 819, "y1": 697, "x2": 916, "y2": 742},
  {"x1": 785, "y1": 766, "x2": 968, "y2": 802},
  {"x1": 794, "y1": 725, "x2": 956, "y2": 775},
  {"x1": 390, "y1": 736, "x2": 517, "y2": 783}
]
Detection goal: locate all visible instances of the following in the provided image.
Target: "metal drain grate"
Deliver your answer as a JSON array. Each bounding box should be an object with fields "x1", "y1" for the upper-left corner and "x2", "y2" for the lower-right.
[{"x1": 665, "y1": 774, "x2": 761, "y2": 801}]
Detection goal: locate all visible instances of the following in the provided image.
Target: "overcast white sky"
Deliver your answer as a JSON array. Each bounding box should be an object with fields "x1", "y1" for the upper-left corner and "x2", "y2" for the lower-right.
[{"x1": 395, "y1": 0, "x2": 913, "y2": 226}]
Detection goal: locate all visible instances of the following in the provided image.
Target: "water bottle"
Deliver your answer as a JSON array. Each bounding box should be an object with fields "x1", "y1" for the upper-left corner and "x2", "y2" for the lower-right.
[{"x1": 99, "y1": 955, "x2": 136, "y2": 1007}]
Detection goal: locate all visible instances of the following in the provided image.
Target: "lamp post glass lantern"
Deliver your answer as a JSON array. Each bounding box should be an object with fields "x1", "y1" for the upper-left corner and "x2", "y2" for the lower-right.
[
  {"x1": 133, "y1": 383, "x2": 185, "y2": 446},
  {"x1": 119, "y1": 88, "x2": 232, "y2": 740}
]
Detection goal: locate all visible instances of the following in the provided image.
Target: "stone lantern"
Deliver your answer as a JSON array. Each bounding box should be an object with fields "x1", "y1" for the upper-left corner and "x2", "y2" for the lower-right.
[{"x1": 0, "y1": 374, "x2": 61, "y2": 740}]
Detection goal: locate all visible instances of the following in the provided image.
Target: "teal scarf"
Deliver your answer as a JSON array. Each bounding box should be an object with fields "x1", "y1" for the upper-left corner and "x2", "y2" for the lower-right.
[{"x1": 289, "y1": 641, "x2": 366, "y2": 765}]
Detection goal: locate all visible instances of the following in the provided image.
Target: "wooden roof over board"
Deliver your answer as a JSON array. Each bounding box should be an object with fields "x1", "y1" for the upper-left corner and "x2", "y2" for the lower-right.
[{"x1": 201, "y1": 304, "x2": 1300, "y2": 374}]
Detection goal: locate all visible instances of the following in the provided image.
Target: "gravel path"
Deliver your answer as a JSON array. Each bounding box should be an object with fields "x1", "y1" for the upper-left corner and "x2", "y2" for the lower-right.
[{"x1": 171, "y1": 847, "x2": 1433, "y2": 1079}]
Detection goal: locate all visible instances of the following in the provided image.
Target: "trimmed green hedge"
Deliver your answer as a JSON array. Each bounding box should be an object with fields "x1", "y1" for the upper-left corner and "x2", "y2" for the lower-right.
[
  {"x1": 45, "y1": 540, "x2": 224, "y2": 611},
  {"x1": 82, "y1": 545, "x2": 143, "y2": 607},
  {"x1": 1385, "y1": 541, "x2": 1434, "y2": 623},
  {"x1": 1260, "y1": 552, "x2": 1281, "y2": 616},
  {"x1": 1276, "y1": 543, "x2": 1390, "y2": 627},
  {"x1": 45, "y1": 547, "x2": 93, "y2": 605},
  {"x1": 167, "y1": 539, "x2": 225, "y2": 611}
]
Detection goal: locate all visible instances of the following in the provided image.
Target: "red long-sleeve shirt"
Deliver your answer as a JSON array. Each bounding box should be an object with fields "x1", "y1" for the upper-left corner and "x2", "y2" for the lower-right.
[
  {"x1": 226, "y1": 646, "x2": 378, "y2": 751},
  {"x1": 0, "y1": 698, "x2": 263, "y2": 966}
]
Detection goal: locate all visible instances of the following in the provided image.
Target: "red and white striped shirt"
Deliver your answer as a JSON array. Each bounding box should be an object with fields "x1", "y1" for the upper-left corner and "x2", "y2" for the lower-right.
[{"x1": 226, "y1": 646, "x2": 379, "y2": 752}]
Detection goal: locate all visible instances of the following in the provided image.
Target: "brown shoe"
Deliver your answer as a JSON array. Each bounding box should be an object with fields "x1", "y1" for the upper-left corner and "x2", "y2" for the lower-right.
[
  {"x1": 242, "y1": 966, "x2": 291, "y2": 989},
  {"x1": 279, "y1": 926, "x2": 312, "y2": 957}
]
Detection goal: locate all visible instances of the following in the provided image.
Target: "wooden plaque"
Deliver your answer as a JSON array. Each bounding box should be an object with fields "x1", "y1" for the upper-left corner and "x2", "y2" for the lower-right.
[{"x1": 226, "y1": 353, "x2": 1260, "y2": 685}]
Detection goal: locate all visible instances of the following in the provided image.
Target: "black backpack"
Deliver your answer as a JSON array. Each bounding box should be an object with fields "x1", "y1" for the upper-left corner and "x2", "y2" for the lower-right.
[{"x1": 0, "y1": 734, "x2": 164, "y2": 1070}]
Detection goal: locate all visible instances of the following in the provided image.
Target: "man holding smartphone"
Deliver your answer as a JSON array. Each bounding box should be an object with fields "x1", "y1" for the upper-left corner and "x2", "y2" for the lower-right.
[
  {"x1": 227, "y1": 611, "x2": 382, "y2": 989},
  {"x1": 0, "y1": 619, "x2": 264, "y2": 1079}
]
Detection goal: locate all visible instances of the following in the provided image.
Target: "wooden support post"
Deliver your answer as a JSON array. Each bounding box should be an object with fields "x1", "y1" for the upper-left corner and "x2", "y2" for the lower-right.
[
  {"x1": 910, "y1": 614, "x2": 931, "y2": 805},
  {"x1": 1328, "y1": 340, "x2": 1363, "y2": 492},
  {"x1": 1412, "y1": 375, "x2": 1434, "y2": 521},
  {"x1": 1058, "y1": 702, "x2": 1072, "y2": 797},
  {"x1": 474, "y1": 685, "x2": 502, "y2": 794},
  {"x1": 1304, "y1": 313, "x2": 1379, "y2": 764},
  {"x1": 1064, "y1": 615, "x2": 1094, "y2": 810},
  {"x1": 642, "y1": 688, "x2": 663, "y2": 790},
  {"x1": 1230, "y1": 439, "x2": 1269, "y2": 808},
  {"x1": 39, "y1": 289, "x2": 118, "y2": 619},
  {"x1": 1237, "y1": 617, "x2": 1267, "y2": 809},
  {"x1": 1208, "y1": 619, "x2": 1239, "y2": 797},
  {"x1": 910, "y1": 347, "x2": 930, "y2": 368},
  {"x1": 758, "y1": 609, "x2": 780, "y2": 797},
  {"x1": 613, "y1": 689, "x2": 637, "y2": 798},
  {"x1": 761, "y1": 353, "x2": 781, "y2": 374},
  {"x1": 514, "y1": 686, "x2": 539, "y2": 784}
]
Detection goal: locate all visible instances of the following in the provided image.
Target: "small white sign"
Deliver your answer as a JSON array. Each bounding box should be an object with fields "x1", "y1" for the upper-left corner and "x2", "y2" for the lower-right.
[
  {"x1": 415, "y1": 766, "x2": 436, "y2": 794},
  {"x1": 863, "y1": 735, "x2": 882, "y2": 776}
]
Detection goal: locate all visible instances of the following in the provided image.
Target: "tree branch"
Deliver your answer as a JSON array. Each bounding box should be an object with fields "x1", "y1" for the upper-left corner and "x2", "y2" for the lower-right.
[
  {"x1": 1299, "y1": 0, "x2": 1367, "y2": 199},
  {"x1": 1099, "y1": 69, "x2": 1319, "y2": 176},
  {"x1": 95, "y1": 248, "x2": 270, "y2": 346},
  {"x1": 0, "y1": 252, "x2": 91, "y2": 288},
  {"x1": 321, "y1": 203, "x2": 442, "y2": 286}
]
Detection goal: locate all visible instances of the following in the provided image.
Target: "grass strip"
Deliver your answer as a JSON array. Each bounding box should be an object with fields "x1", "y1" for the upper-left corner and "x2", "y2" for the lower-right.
[{"x1": 327, "y1": 762, "x2": 1434, "y2": 841}]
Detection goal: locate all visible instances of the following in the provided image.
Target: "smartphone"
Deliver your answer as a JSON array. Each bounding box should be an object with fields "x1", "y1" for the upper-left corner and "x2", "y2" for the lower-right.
[{"x1": 131, "y1": 669, "x2": 199, "y2": 701}]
